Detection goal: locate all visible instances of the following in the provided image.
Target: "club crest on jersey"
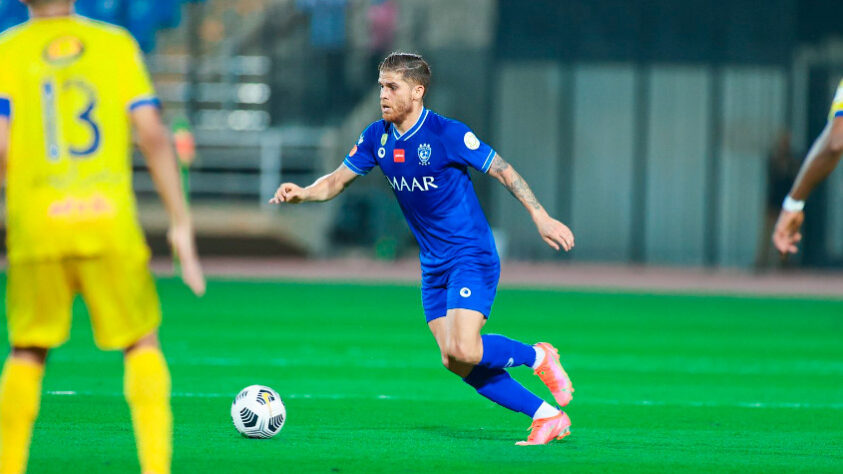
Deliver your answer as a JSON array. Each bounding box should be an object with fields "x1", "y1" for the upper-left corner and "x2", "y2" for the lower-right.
[
  {"x1": 43, "y1": 36, "x2": 85, "y2": 65},
  {"x1": 417, "y1": 143, "x2": 432, "y2": 166}
]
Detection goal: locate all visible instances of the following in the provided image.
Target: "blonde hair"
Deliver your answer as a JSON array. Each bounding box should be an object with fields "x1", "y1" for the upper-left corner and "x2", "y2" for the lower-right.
[{"x1": 379, "y1": 52, "x2": 431, "y2": 97}]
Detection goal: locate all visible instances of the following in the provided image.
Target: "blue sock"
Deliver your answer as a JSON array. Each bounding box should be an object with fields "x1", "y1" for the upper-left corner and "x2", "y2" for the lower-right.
[
  {"x1": 463, "y1": 365, "x2": 543, "y2": 417},
  {"x1": 478, "y1": 334, "x2": 536, "y2": 369}
]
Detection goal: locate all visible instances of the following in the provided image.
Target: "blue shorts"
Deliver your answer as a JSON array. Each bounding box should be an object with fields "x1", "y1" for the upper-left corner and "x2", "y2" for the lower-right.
[{"x1": 421, "y1": 260, "x2": 500, "y2": 322}]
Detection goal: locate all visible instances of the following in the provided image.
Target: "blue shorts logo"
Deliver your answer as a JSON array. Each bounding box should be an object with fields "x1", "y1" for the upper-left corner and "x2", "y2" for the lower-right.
[{"x1": 459, "y1": 287, "x2": 471, "y2": 298}]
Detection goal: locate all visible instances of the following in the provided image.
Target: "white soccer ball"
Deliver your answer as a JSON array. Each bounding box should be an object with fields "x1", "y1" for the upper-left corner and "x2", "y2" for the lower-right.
[{"x1": 231, "y1": 385, "x2": 286, "y2": 439}]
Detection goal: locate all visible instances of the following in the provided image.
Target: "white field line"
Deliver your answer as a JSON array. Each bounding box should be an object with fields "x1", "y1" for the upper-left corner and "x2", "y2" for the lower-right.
[{"x1": 44, "y1": 390, "x2": 843, "y2": 410}]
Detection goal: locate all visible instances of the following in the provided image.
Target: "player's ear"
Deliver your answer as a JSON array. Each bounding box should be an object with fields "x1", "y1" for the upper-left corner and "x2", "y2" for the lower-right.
[{"x1": 413, "y1": 84, "x2": 425, "y2": 102}]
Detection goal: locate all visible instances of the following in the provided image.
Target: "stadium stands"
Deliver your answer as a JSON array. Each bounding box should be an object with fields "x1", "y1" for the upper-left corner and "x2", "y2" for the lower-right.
[{"x1": 0, "y1": 0, "x2": 196, "y2": 51}]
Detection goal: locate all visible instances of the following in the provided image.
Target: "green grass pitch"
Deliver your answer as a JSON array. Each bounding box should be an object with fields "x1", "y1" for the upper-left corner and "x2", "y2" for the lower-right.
[{"x1": 2, "y1": 276, "x2": 842, "y2": 473}]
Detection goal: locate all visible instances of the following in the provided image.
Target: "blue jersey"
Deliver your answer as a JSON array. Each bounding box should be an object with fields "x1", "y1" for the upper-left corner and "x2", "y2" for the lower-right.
[{"x1": 343, "y1": 108, "x2": 499, "y2": 273}]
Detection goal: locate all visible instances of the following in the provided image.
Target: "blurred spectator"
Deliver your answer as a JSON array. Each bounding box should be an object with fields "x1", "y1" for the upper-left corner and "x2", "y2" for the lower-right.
[
  {"x1": 158, "y1": 0, "x2": 182, "y2": 30},
  {"x1": 367, "y1": 0, "x2": 397, "y2": 72},
  {"x1": 0, "y1": 0, "x2": 28, "y2": 33},
  {"x1": 75, "y1": 0, "x2": 124, "y2": 25},
  {"x1": 297, "y1": 0, "x2": 347, "y2": 50},
  {"x1": 3, "y1": 0, "x2": 184, "y2": 52},
  {"x1": 127, "y1": 0, "x2": 160, "y2": 52},
  {"x1": 756, "y1": 131, "x2": 800, "y2": 270},
  {"x1": 297, "y1": 0, "x2": 350, "y2": 112}
]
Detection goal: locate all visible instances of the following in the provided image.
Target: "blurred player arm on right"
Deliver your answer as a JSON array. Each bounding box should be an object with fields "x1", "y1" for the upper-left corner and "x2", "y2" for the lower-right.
[
  {"x1": 487, "y1": 153, "x2": 574, "y2": 252},
  {"x1": 269, "y1": 163, "x2": 359, "y2": 204},
  {"x1": 772, "y1": 115, "x2": 843, "y2": 255},
  {"x1": 131, "y1": 105, "x2": 206, "y2": 296}
]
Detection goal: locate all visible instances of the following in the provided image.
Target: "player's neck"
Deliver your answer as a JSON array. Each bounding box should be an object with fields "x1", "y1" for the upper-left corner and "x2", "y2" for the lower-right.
[
  {"x1": 393, "y1": 106, "x2": 424, "y2": 135},
  {"x1": 29, "y1": 4, "x2": 74, "y2": 18}
]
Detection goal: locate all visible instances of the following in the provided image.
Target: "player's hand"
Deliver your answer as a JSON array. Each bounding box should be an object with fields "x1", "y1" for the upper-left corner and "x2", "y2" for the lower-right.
[
  {"x1": 269, "y1": 183, "x2": 307, "y2": 204},
  {"x1": 772, "y1": 209, "x2": 804, "y2": 256},
  {"x1": 169, "y1": 222, "x2": 206, "y2": 296},
  {"x1": 534, "y1": 214, "x2": 575, "y2": 251}
]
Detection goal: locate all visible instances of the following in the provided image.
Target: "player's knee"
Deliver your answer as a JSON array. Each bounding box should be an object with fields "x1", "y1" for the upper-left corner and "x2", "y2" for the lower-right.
[
  {"x1": 439, "y1": 351, "x2": 451, "y2": 370},
  {"x1": 447, "y1": 341, "x2": 481, "y2": 366},
  {"x1": 11, "y1": 346, "x2": 48, "y2": 365},
  {"x1": 124, "y1": 331, "x2": 160, "y2": 356}
]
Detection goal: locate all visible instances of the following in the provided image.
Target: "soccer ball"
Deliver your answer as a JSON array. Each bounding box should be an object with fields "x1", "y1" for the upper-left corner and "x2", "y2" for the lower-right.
[{"x1": 231, "y1": 385, "x2": 286, "y2": 439}]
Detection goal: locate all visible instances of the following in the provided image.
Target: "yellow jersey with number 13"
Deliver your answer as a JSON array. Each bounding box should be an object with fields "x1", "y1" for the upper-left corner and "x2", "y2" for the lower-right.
[{"x1": 0, "y1": 15, "x2": 157, "y2": 262}]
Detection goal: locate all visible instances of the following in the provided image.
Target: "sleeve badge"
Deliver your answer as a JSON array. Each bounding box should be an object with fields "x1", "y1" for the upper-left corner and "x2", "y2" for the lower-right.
[{"x1": 464, "y1": 132, "x2": 480, "y2": 150}]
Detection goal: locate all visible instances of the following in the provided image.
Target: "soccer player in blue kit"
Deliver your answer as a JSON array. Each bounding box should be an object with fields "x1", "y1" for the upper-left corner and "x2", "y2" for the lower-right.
[{"x1": 271, "y1": 53, "x2": 575, "y2": 445}]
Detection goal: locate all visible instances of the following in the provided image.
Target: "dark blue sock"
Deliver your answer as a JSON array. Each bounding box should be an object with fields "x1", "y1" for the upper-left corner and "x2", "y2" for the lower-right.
[
  {"x1": 478, "y1": 334, "x2": 536, "y2": 369},
  {"x1": 463, "y1": 365, "x2": 543, "y2": 417}
]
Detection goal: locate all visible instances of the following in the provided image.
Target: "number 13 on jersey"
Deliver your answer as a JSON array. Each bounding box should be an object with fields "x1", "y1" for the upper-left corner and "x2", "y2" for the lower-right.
[{"x1": 41, "y1": 78, "x2": 102, "y2": 162}]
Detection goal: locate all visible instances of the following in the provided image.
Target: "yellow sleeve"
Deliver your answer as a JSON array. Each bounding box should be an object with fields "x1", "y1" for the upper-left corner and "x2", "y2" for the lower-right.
[
  {"x1": 832, "y1": 79, "x2": 843, "y2": 120},
  {"x1": 119, "y1": 33, "x2": 159, "y2": 112}
]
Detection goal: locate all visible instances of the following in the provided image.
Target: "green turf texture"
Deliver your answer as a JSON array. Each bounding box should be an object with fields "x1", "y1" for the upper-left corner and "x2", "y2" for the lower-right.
[{"x1": 2, "y1": 277, "x2": 842, "y2": 473}]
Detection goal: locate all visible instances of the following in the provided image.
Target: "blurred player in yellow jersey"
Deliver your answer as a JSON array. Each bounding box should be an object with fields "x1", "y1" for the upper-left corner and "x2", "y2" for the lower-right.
[{"x1": 0, "y1": 0, "x2": 205, "y2": 473}]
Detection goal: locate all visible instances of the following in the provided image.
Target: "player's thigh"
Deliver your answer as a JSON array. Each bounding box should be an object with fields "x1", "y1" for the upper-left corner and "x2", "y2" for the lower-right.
[
  {"x1": 428, "y1": 311, "x2": 484, "y2": 373},
  {"x1": 428, "y1": 310, "x2": 485, "y2": 349},
  {"x1": 6, "y1": 260, "x2": 75, "y2": 348},
  {"x1": 445, "y1": 308, "x2": 485, "y2": 355},
  {"x1": 75, "y1": 255, "x2": 161, "y2": 351}
]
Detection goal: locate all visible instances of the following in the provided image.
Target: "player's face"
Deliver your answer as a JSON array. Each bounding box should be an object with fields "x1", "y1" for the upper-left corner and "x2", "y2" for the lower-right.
[{"x1": 378, "y1": 70, "x2": 418, "y2": 124}]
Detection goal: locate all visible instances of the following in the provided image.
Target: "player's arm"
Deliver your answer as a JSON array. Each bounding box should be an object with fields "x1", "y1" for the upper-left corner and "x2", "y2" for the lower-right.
[
  {"x1": 131, "y1": 105, "x2": 206, "y2": 296},
  {"x1": 269, "y1": 163, "x2": 359, "y2": 204},
  {"x1": 487, "y1": 153, "x2": 574, "y2": 251},
  {"x1": 772, "y1": 116, "x2": 843, "y2": 255},
  {"x1": 789, "y1": 118, "x2": 843, "y2": 200}
]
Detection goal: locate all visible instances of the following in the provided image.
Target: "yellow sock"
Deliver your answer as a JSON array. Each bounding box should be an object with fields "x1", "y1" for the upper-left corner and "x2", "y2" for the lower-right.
[
  {"x1": 0, "y1": 358, "x2": 44, "y2": 474},
  {"x1": 124, "y1": 347, "x2": 172, "y2": 474}
]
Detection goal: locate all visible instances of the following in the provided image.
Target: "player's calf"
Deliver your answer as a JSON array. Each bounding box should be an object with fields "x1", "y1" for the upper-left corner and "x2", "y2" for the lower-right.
[
  {"x1": 0, "y1": 352, "x2": 47, "y2": 474},
  {"x1": 124, "y1": 346, "x2": 172, "y2": 474},
  {"x1": 476, "y1": 334, "x2": 539, "y2": 370},
  {"x1": 438, "y1": 351, "x2": 475, "y2": 378}
]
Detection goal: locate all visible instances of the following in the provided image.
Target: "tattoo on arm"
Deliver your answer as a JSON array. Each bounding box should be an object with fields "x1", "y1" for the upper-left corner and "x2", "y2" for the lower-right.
[
  {"x1": 508, "y1": 170, "x2": 542, "y2": 210},
  {"x1": 490, "y1": 155, "x2": 510, "y2": 174},
  {"x1": 491, "y1": 155, "x2": 542, "y2": 211}
]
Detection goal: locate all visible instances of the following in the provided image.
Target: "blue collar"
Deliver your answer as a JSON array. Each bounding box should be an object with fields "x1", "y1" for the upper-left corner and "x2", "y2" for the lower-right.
[{"x1": 392, "y1": 108, "x2": 429, "y2": 142}]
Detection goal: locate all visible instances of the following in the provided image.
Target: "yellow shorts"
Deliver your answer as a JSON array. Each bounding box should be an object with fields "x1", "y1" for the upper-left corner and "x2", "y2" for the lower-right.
[{"x1": 6, "y1": 255, "x2": 161, "y2": 350}]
